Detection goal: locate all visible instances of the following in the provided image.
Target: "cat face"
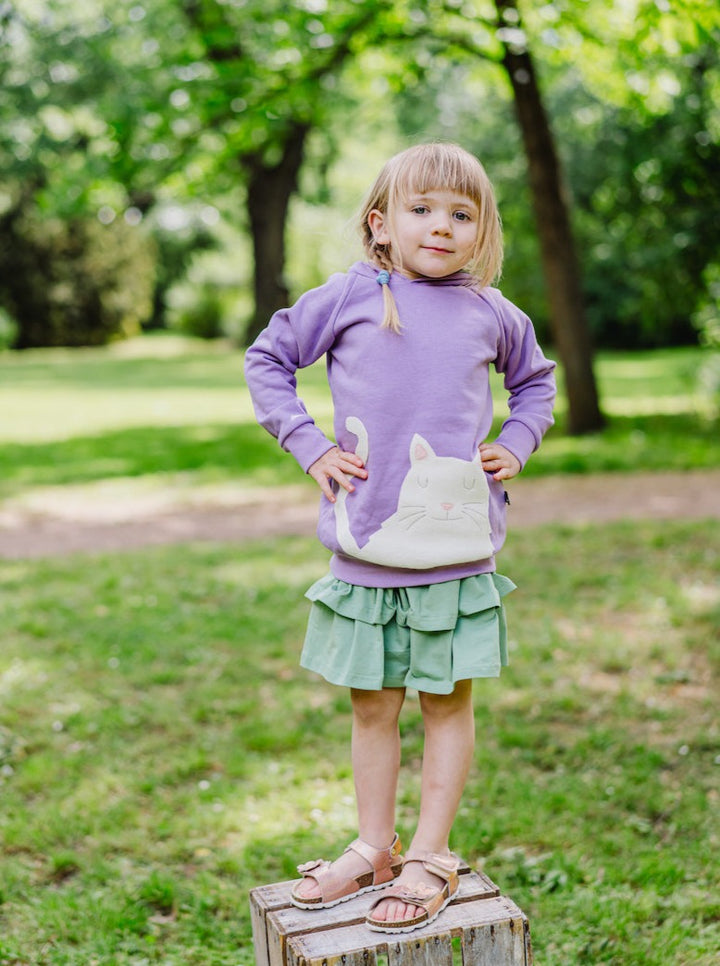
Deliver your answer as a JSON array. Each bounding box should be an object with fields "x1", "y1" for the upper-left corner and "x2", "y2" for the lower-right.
[
  {"x1": 395, "y1": 435, "x2": 488, "y2": 527},
  {"x1": 332, "y1": 418, "x2": 495, "y2": 567}
]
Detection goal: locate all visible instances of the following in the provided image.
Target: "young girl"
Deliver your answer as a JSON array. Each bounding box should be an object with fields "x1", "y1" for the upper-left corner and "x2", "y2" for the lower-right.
[{"x1": 244, "y1": 142, "x2": 556, "y2": 933}]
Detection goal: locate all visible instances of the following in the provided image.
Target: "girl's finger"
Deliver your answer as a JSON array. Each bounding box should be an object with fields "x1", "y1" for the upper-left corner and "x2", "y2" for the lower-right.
[
  {"x1": 330, "y1": 468, "x2": 355, "y2": 493},
  {"x1": 340, "y1": 452, "x2": 365, "y2": 468},
  {"x1": 315, "y1": 476, "x2": 335, "y2": 502}
]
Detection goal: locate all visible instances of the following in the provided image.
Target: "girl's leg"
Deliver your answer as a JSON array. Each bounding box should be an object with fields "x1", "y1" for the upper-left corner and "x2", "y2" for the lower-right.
[
  {"x1": 370, "y1": 679, "x2": 475, "y2": 922},
  {"x1": 412, "y1": 678, "x2": 475, "y2": 852},
  {"x1": 352, "y1": 686, "x2": 406, "y2": 846},
  {"x1": 294, "y1": 686, "x2": 405, "y2": 901}
]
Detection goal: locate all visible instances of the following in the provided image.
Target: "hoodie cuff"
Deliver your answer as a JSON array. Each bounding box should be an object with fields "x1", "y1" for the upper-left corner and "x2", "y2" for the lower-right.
[
  {"x1": 283, "y1": 422, "x2": 336, "y2": 474},
  {"x1": 494, "y1": 420, "x2": 540, "y2": 470}
]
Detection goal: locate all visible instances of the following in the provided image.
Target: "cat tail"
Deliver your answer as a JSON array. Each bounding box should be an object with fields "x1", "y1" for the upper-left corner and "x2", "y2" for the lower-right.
[
  {"x1": 345, "y1": 416, "x2": 369, "y2": 463},
  {"x1": 332, "y1": 416, "x2": 368, "y2": 558}
]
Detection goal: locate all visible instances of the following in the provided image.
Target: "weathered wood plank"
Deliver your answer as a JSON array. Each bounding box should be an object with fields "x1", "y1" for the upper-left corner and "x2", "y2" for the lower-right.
[
  {"x1": 386, "y1": 932, "x2": 454, "y2": 966},
  {"x1": 250, "y1": 883, "x2": 289, "y2": 966},
  {"x1": 285, "y1": 896, "x2": 529, "y2": 966},
  {"x1": 459, "y1": 899, "x2": 532, "y2": 965},
  {"x1": 287, "y1": 931, "x2": 380, "y2": 966},
  {"x1": 266, "y1": 870, "x2": 498, "y2": 939},
  {"x1": 524, "y1": 915, "x2": 533, "y2": 965},
  {"x1": 250, "y1": 879, "x2": 301, "y2": 909}
]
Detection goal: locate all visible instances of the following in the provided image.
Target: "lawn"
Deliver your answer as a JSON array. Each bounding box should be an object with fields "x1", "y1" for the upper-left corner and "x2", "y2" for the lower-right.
[
  {"x1": 0, "y1": 337, "x2": 719, "y2": 964},
  {"x1": 0, "y1": 338, "x2": 717, "y2": 506},
  {"x1": 0, "y1": 522, "x2": 718, "y2": 964}
]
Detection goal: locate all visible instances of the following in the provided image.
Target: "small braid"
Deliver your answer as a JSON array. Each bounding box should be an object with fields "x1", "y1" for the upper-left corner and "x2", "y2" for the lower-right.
[{"x1": 370, "y1": 241, "x2": 402, "y2": 333}]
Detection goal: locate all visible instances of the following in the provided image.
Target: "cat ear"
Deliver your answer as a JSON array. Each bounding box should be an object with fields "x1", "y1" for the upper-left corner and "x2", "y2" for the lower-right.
[{"x1": 410, "y1": 434, "x2": 436, "y2": 463}]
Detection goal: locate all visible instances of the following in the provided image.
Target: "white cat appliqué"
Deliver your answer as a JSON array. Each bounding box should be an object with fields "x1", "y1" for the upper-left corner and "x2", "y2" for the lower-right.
[{"x1": 334, "y1": 417, "x2": 494, "y2": 569}]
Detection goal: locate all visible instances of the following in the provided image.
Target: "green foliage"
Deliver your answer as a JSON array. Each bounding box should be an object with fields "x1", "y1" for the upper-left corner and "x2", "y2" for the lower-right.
[
  {"x1": 0, "y1": 207, "x2": 156, "y2": 348},
  {"x1": 171, "y1": 284, "x2": 225, "y2": 340},
  {"x1": 388, "y1": 4, "x2": 720, "y2": 350},
  {"x1": 0, "y1": 305, "x2": 17, "y2": 350},
  {"x1": 567, "y1": 55, "x2": 720, "y2": 347},
  {"x1": 0, "y1": 0, "x2": 188, "y2": 212},
  {"x1": 1, "y1": 0, "x2": 719, "y2": 352},
  {"x1": 150, "y1": 213, "x2": 226, "y2": 334},
  {"x1": 548, "y1": 0, "x2": 720, "y2": 348},
  {"x1": 0, "y1": 1, "x2": 184, "y2": 347},
  {"x1": 693, "y1": 265, "x2": 720, "y2": 419}
]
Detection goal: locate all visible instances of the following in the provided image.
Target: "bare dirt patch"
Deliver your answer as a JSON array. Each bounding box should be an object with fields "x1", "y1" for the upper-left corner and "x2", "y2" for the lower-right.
[{"x1": 1, "y1": 469, "x2": 719, "y2": 560}]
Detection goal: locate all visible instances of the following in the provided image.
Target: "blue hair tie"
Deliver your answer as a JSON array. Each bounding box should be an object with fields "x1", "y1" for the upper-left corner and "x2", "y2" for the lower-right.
[{"x1": 376, "y1": 270, "x2": 390, "y2": 286}]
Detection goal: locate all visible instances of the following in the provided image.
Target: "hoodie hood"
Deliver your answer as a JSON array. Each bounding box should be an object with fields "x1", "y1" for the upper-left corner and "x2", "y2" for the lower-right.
[{"x1": 349, "y1": 261, "x2": 477, "y2": 288}]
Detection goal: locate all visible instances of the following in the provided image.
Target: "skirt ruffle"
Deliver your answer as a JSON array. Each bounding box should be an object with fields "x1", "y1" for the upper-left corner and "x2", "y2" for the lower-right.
[{"x1": 301, "y1": 572, "x2": 516, "y2": 695}]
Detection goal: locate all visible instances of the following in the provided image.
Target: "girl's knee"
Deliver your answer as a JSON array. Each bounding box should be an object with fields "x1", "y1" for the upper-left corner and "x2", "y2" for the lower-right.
[
  {"x1": 419, "y1": 680, "x2": 473, "y2": 720},
  {"x1": 351, "y1": 686, "x2": 405, "y2": 726}
]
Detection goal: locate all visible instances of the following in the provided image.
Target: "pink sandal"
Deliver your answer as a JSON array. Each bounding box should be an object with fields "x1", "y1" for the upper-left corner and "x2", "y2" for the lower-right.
[
  {"x1": 365, "y1": 850, "x2": 460, "y2": 933},
  {"x1": 290, "y1": 834, "x2": 404, "y2": 910}
]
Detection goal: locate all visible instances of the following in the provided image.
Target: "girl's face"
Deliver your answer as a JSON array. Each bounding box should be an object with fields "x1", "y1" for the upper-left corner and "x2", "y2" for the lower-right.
[{"x1": 369, "y1": 189, "x2": 480, "y2": 279}]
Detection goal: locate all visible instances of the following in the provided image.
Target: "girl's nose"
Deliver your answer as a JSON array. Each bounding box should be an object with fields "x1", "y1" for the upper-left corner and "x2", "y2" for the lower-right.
[{"x1": 432, "y1": 214, "x2": 452, "y2": 235}]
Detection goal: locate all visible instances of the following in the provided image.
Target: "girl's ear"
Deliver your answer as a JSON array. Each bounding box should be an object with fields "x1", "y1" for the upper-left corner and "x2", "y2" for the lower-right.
[{"x1": 367, "y1": 208, "x2": 391, "y2": 245}]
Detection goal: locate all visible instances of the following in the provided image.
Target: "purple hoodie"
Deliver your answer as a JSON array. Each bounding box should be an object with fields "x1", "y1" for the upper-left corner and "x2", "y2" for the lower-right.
[{"x1": 244, "y1": 261, "x2": 556, "y2": 588}]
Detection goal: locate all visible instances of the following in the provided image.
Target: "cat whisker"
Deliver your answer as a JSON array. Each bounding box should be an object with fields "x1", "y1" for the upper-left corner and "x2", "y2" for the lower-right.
[
  {"x1": 461, "y1": 506, "x2": 487, "y2": 528},
  {"x1": 396, "y1": 507, "x2": 425, "y2": 519},
  {"x1": 395, "y1": 510, "x2": 426, "y2": 531}
]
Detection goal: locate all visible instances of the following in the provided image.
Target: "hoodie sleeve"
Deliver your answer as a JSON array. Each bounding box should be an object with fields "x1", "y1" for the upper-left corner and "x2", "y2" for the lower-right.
[
  {"x1": 243, "y1": 273, "x2": 353, "y2": 473},
  {"x1": 486, "y1": 290, "x2": 557, "y2": 468}
]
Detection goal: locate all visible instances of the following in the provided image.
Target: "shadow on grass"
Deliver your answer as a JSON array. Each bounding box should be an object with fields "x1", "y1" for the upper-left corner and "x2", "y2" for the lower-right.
[
  {"x1": 2, "y1": 412, "x2": 717, "y2": 500},
  {"x1": 0, "y1": 348, "x2": 245, "y2": 391},
  {"x1": 0, "y1": 421, "x2": 309, "y2": 498},
  {"x1": 535, "y1": 411, "x2": 719, "y2": 476}
]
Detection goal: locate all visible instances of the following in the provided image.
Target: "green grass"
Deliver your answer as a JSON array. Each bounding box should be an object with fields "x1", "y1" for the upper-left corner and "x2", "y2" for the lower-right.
[
  {"x1": 0, "y1": 336, "x2": 718, "y2": 962},
  {"x1": 0, "y1": 521, "x2": 718, "y2": 964},
  {"x1": 0, "y1": 339, "x2": 717, "y2": 505}
]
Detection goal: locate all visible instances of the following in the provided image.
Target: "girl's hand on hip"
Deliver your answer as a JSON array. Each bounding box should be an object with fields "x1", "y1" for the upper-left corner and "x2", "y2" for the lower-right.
[
  {"x1": 308, "y1": 447, "x2": 367, "y2": 502},
  {"x1": 479, "y1": 443, "x2": 521, "y2": 481}
]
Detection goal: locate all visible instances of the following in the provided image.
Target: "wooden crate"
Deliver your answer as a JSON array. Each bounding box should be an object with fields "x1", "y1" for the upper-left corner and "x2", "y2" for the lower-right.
[{"x1": 249, "y1": 864, "x2": 533, "y2": 966}]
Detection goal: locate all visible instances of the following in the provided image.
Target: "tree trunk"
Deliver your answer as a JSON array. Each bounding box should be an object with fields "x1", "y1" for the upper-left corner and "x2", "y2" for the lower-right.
[
  {"x1": 495, "y1": 1, "x2": 605, "y2": 434},
  {"x1": 242, "y1": 122, "x2": 309, "y2": 345}
]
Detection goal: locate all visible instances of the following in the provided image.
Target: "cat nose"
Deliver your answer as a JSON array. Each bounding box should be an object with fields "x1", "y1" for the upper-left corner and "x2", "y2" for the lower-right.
[{"x1": 441, "y1": 502, "x2": 454, "y2": 511}]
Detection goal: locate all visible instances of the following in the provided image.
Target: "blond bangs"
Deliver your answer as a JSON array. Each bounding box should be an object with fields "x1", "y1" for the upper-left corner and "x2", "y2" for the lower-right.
[{"x1": 390, "y1": 144, "x2": 486, "y2": 209}]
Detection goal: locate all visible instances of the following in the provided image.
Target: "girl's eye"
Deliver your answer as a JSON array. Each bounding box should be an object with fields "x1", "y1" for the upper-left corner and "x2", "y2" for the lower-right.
[
  {"x1": 454, "y1": 211, "x2": 472, "y2": 222},
  {"x1": 411, "y1": 205, "x2": 429, "y2": 215}
]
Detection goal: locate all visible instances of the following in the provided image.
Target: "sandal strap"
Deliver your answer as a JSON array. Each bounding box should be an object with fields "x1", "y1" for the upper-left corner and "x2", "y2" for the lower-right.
[
  {"x1": 346, "y1": 833, "x2": 403, "y2": 876},
  {"x1": 365, "y1": 851, "x2": 460, "y2": 929},
  {"x1": 297, "y1": 861, "x2": 355, "y2": 903},
  {"x1": 295, "y1": 833, "x2": 403, "y2": 904},
  {"x1": 366, "y1": 865, "x2": 459, "y2": 928},
  {"x1": 373, "y1": 880, "x2": 443, "y2": 906},
  {"x1": 403, "y1": 850, "x2": 460, "y2": 882}
]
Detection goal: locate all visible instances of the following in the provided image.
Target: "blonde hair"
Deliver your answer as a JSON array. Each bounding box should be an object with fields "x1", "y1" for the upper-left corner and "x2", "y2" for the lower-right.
[{"x1": 359, "y1": 142, "x2": 504, "y2": 333}]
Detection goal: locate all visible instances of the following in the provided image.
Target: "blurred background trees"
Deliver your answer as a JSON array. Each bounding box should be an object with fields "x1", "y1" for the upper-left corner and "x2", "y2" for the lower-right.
[{"x1": 1, "y1": 0, "x2": 718, "y2": 430}]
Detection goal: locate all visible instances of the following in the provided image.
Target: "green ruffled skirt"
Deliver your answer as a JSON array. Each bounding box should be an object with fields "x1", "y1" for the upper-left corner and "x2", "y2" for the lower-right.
[{"x1": 300, "y1": 572, "x2": 516, "y2": 695}]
